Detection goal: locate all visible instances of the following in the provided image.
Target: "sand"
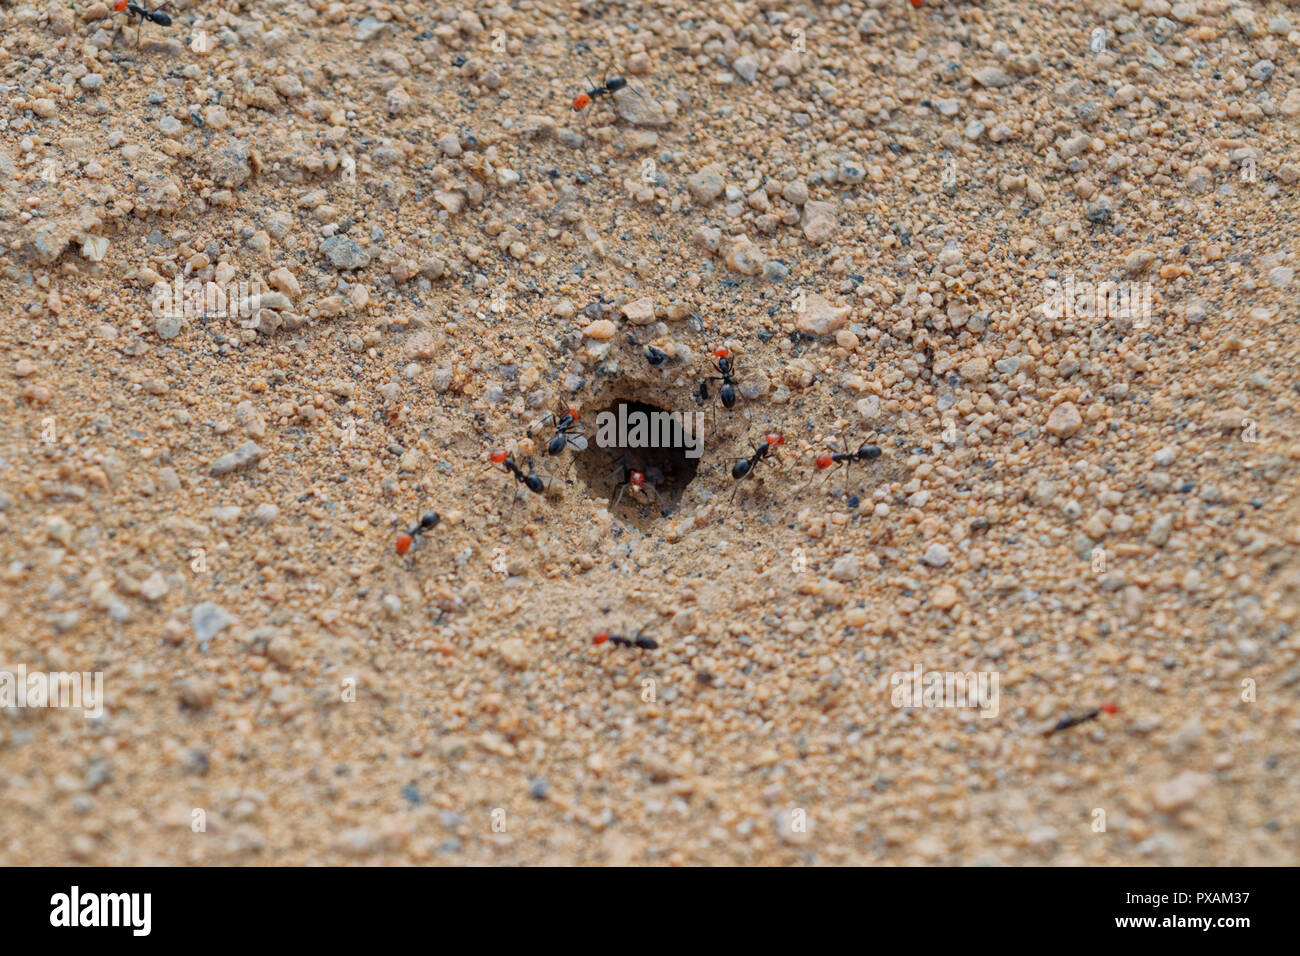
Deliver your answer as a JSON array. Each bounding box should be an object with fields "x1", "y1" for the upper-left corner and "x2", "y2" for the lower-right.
[{"x1": 0, "y1": 0, "x2": 1297, "y2": 865}]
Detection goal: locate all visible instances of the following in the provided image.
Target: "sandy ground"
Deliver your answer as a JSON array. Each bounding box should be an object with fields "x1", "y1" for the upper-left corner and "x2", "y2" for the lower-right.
[{"x1": 1, "y1": 0, "x2": 1298, "y2": 866}]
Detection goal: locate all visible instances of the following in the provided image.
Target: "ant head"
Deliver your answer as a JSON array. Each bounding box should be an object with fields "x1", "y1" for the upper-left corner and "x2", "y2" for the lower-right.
[
  {"x1": 1101, "y1": 701, "x2": 1118, "y2": 715},
  {"x1": 815, "y1": 452, "x2": 834, "y2": 470},
  {"x1": 766, "y1": 433, "x2": 785, "y2": 448},
  {"x1": 113, "y1": 0, "x2": 128, "y2": 9},
  {"x1": 572, "y1": 93, "x2": 591, "y2": 111},
  {"x1": 592, "y1": 631, "x2": 610, "y2": 645},
  {"x1": 489, "y1": 449, "x2": 510, "y2": 464},
  {"x1": 630, "y1": 471, "x2": 645, "y2": 488},
  {"x1": 395, "y1": 532, "x2": 414, "y2": 555},
  {"x1": 712, "y1": 346, "x2": 731, "y2": 358}
]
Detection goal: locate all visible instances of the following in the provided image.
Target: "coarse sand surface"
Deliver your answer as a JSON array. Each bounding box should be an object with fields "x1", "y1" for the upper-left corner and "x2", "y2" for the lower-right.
[{"x1": 0, "y1": 0, "x2": 1298, "y2": 865}]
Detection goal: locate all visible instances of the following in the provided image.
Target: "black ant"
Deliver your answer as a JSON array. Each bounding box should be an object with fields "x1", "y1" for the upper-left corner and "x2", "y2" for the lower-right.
[
  {"x1": 804, "y1": 436, "x2": 882, "y2": 497},
  {"x1": 571, "y1": 65, "x2": 638, "y2": 120},
  {"x1": 727, "y1": 433, "x2": 784, "y2": 506},
  {"x1": 1043, "y1": 702, "x2": 1117, "y2": 738},
  {"x1": 112, "y1": 0, "x2": 173, "y2": 47},
  {"x1": 489, "y1": 449, "x2": 547, "y2": 494},
  {"x1": 394, "y1": 512, "x2": 440, "y2": 555},
  {"x1": 538, "y1": 407, "x2": 586, "y2": 456},
  {"x1": 704, "y1": 346, "x2": 741, "y2": 410},
  {"x1": 592, "y1": 629, "x2": 657, "y2": 650}
]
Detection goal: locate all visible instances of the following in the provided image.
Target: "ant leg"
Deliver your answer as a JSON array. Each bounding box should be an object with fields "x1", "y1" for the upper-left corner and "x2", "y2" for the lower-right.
[{"x1": 611, "y1": 482, "x2": 629, "y2": 510}]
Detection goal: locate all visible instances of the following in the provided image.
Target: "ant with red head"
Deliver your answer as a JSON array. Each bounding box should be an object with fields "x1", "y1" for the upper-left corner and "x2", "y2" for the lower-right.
[
  {"x1": 112, "y1": 0, "x2": 174, "y2": 46},
  {"x1": 592, "y1": 629, "x2": 658, "y2": 650},
  {"x1": 394, "y1": 511, "x2": 441, "y2": 555},
  {"x1": 804, "y1": 436, "x2": 882, "y2": 497},
  {"x1": 488, "y1": 449, "x2": 547, "y2": 494},
  {"x1": 540, "y1": 407, "x2": 587, "y2": 456},
  {"x1": 727, "y1": 433, "x2": 784, "y2": 506},
  {"x1": 609, "y1": 457, "x2": 658, "y2": 510},
  {"x1": 571, "y1": 64, "x2": 639, "y2": 121},
  {"x1": 703, "y1": 346, "x2": 741, "y2": 410},
  {"x1": 1043, "y1": 702, "x2": 1117, "y2": 738}
]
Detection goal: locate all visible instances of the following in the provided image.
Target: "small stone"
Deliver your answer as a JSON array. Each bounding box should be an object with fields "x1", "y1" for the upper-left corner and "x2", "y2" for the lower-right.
[
  {"x1": 582, "y1": 319, "x2": 616, "y2": 340},
  {"x1": 801, "y1": 200, "x2": 838, "y2": 245},
  {"x1": 931, "y1": 584, "x2": 958, "y2": 610},
  {"x1": 732, "y1": 54, "x2": 759, "y2": 83},
  {"x1": 32, "y1": 98, "x2": 57, "y2": 118},
  {"x1": 1046, "y1": 402, "x2": 1083, "y2": 439},
  {"x1": 177, "y1": 678, "x2": 217, "y2": 710},
  {"x1": 688, "y1": 166, "x2": 725, "y2": 203},
  {"x1": 355, "y1": 16, "x2": 387, "y2": 41},
  {"x1": 830, "y1": 554, "x2": 859, "y2": 582},
  {"x1": 620, "y1": 298, "x2": 656, "y2": 325},
  {"x1": 140, "y1": 572, "x2": 168, "y2": 602},
  {"x1": 498, "y1": 638, "x2": 531, "y2": 669},
  {"x1": 192, "y1": 602, "x2": 233, "y2": 642},
  {"x1": 959, "y1": 356, "x2": 990, "y2": 382},
  {"x1": 155, "y1": 313, "x2": 182, "y2": 340},
  {"x1": 1123, "y1": 249, "x2": 1155, "y2": 275},
  {"x1": 1152, "y1": 771, "x2": 1211, "y2": 812},
  {"x1": 321, "y1": 236, "x2": 370, "y2": 271},
  {"x1": 972, "y1": 67, "x2": 1013, "y2": 88},
  {"x1": 210, "y1": 441, "x2": 266, "y2": 476},
  {"x1": 922, "y1": 543, "x2": 951, "y2": 568},
  {"x1": 254, "y1": 503, "x2": 280, "y2": 523},
  {"x1": 1280, "y1": 89, "x2": 1300, "y2": 119},
  {"x1": 796, "y1": 293, "x2": 850, "y2": 335},
  {"x1": 1247, "y1": 60, "x2": 1275, "y2": 82}
]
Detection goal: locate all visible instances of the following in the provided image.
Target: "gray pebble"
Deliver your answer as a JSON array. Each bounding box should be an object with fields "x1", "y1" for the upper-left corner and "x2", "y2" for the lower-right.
[
  {"x1": 321, "y1": 235, "x2": 371, "y2": 271},
  {"x1": 192, "y1": 601, "x2": 233, "y2": 642}
]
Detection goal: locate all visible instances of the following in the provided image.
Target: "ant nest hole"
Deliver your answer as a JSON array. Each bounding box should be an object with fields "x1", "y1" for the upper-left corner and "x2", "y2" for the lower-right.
[{"x1": 574, "y1": 385, "x2": 704, "y2": 528}]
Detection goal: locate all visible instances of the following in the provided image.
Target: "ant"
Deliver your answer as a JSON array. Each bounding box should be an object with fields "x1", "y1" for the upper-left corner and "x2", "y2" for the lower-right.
[
  {"x1": 572, "y1": 65, "x2": 639, "y2": 120},
  {"x1": 394, "y1": 512, "x2": 441, "y2": 555},
  {"x1": 1043, "y1": 702, "x2": 1117, "y2": 738},
  {"x1": 112, "y1": 0, "x2": 174, "y2": 47},
  {"x1": 805, "y1": 436, "x2": 882, "y2": 497},
  {"x1": 538, "y1": 407, "x2": 587, "y2": 456},
  {"x1": 703, "y1": 346, "x2": 741, "y2": 410},
  {"x1": 727, "y1": 433, "x2": 784, "y2": 506},
  {"x1": 592, "y1": 629, "x2": 658, "y2": 650},
  {"x1": 489, "y1": 449, "x2": 547, "y2": 494},
  {"x1": 609, "y1": 457, "x2": 658, "y2": 510}
]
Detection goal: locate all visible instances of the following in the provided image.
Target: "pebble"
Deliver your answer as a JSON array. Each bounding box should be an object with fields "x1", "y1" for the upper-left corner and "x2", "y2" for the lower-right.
[
  {"x1": 921, "y1": 543, "x2": 951, "y2": 568},
  {"x1": 796, "y1": 293, "x2": 850, "y2": 335},
  {"x1": 582, "y1": 319, "x2": 616, "y2": 340},
  {"x1": 801, "y1": 201, "x2": 838, "y2": 245},
  {"x1": 140, "y1": 572, "x2": 168, "y2": 602},
  {"x1": 688, "y1": 166, "x2": 725, "y2": 203},
  {"x1": 732, "y1": 55, "x2": 759, "y2": 84},
  {"x1": 1046, "y1": 403, "x2": 1083, "y2": 439},
  {"x1": 498, "y1": 638, "x2": 531, "y2": 669},
  {"x1": 321, "y1": 236, "x2": 370, "y2": 271},
  {"x1": 192, "y1": 602, "x2": 233, "y2": 643},
  {"x1": 1152, "y1": 772, "x2": 1211, "y2": 813},
  {"x1": 210, "y1": 441, "x2": 266, "y2": 476},
  {"x1": 620, "y1": 298, "x2": 656, "y2": 325},
  {"x1": 829, "y1": 554, "x2": 859, "y2": 582}
]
